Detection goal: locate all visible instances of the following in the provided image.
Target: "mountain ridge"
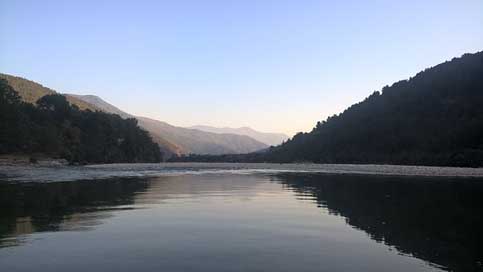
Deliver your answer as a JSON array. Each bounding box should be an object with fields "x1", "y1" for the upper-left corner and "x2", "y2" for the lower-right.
[
  {"x1": 0, "y1": 73, "x2": 100, "y2": 112},
  {"x1": 174, "y1": 51, "x2": 483, "y2": 167},
  {"x1": 62, "y1": 94, "x2": 271, "y2": 157},
  {"x1": 69, "y1": 94, "x2": 269, "y2": 155},
  {"x1": 189, "y1": 125, "x2": 289, "y2": 146},
  {"x1": 0, "y1": 73, "x2": 269, "y2": 158},
  {"x1": 0, "y1": 78, "x2": 162, "y2": 163}
]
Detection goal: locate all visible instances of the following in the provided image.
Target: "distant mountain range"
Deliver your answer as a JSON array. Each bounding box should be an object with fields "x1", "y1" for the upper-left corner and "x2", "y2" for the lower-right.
[
  {"x1": 69, "y1": 95, "x2": 287, "y2": 148},
  {"x1": 189, "y1": 126, "x2": 288, "y2": 146},
  {"x1": 69, "y1": 94, "x2": 270, "y2": 156},
  {"x1": 0, "y1": 74, "x2": 271, "y2": 158}
]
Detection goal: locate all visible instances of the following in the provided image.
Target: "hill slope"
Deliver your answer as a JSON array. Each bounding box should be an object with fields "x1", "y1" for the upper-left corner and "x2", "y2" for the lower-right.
[
  {"x1": 64, "y1": 95, "x2": 269, "y2": 155},
  {"x1": 67, "y1": 94, "x2": 183, "y2": 156},
  {"x1": 138, "y1": 117, "x2": 268, "y2": 155},
  {"x1": 0, "y1": 74, "x2": 180, "y2": 157},
  {"x1": 189, "y1": 125, "x2": 289, "y2": 146},
  {"x1": 0, "y1": 74, "x2": 268, "y2": 157},
  {"x1": 68, "y1": 94, "x2": 130, "y2": 118},
  {"x1": 0, "y1": 74, "x2": 99, "y2": 111},
  {"x1": 266, "y1": 51, "x2": 483, "y2": 166},
  {"x1": 0, "y1": 79, "x2": 161, "y2": 163},
  {"x1": 176, "y1": 51, "x2": 483, "y2": 167}
]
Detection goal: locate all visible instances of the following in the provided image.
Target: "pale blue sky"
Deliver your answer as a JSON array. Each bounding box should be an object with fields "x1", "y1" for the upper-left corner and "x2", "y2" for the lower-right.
[{"x1": 1, "y1": 0, "x2": 482, "y2": 135}]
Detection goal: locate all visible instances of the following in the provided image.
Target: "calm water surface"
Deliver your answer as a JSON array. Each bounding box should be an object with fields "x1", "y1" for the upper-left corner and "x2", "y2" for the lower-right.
[{"x1": 0, "y1": 170, "x2": 482, "y2": 271}]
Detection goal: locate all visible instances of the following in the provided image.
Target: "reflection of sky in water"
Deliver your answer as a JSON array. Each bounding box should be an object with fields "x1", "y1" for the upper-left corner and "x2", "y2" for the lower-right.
[{"x1": 1, "y1": 172, "x2": 482, "y2": 271}]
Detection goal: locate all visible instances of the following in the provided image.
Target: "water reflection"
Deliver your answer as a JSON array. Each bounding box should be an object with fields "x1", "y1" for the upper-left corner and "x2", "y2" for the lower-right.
[
  {"x1": 277, "y1": 173, "x2": 483, "y2": 271},
  {"x1": 0, "y1": 173, "x2": 482, "y2": 271},
  {"x1": 0, "y1": 174, "x2": 263, "y2": 248},
  {"x1": 0, "y1": 178, "x2": 150, "y2": 247}
]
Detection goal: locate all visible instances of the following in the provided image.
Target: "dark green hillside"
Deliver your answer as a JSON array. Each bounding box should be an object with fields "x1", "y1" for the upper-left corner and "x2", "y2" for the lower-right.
[
  {"x1": 0, "y1": 79, "x2": 161, "y2": 164},
  {"x1": 270, "y1": 52, "x2": 483, "y2": 166},
  {"x1": 174, "y1": 51, "x2": 483, "y2": 166}
]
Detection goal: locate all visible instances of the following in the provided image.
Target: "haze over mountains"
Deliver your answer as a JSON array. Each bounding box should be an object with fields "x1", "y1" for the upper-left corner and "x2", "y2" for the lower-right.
[
  {"x1": 69, "y1": 95, "x2": 288, "y2": 147},
  {"x1": 70, "y1": 94, "x2": 270, "y2": 156},
  {"x1": 189, "y1": 125, "x2": 289, "y2": 146},
  {"x1": 0, "y1": 74, "x2": 271, "y2": 158},
  {"x1": 69, "y1": 94, "x2": 288, "y2": 147}
]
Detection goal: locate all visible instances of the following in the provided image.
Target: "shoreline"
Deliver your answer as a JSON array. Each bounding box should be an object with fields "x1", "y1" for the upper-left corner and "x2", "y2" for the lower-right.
[
  {"x1": 0, "y1": 154, "x2": 68, "y2": 166},
  {"x1": 1, "y1": 162, "x2": 483, "y2": 183}
]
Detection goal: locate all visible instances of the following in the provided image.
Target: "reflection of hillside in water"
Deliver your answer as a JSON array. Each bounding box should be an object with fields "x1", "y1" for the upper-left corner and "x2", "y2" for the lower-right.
[
  {"x1": 0, "y1": 178, "x2": 150, "y2": 247},
  {"x1": 0, "y1": 174, "x2": 265, "y2": 248},
  {"x1": 277, "y1": 173, "x2": 483, "y2": 272},
  {"x1": 5, "y1": 172, "x2": 479, "y2": 270}
]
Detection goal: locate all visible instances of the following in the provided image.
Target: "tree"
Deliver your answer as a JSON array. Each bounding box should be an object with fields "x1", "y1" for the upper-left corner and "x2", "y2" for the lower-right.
[{"x1": 0, "y1": 80, "x2": 162, "y2": 163}]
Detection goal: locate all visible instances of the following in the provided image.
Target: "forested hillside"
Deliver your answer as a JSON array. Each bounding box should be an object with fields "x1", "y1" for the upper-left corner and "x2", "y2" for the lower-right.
[
  {"x1": 0, "y1": 79, "x2": 161, "y2": 164},
  {"x1": 71, "y1": 94, "x2": 269, "y2": 155},
  {"x1": 0, "y1": 73, "x2": 99, "y2": 111},
  {"x1": 174, "y1": 52, "x2": 483, "y2": 167},
  {"x1": 0, "y1": 74, "x2": 269, "y2": 158}
]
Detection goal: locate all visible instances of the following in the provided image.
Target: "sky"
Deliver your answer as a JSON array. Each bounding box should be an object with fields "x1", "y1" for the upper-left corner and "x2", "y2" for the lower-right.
[{"x1": 1, "y1": 0, "x2": 482, "y2": 136}]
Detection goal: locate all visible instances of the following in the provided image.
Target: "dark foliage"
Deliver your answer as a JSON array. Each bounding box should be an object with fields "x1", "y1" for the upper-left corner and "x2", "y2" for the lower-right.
[
  {"x1": 173, "y1": 52, "x2": 483, "y2": 166},
  {"x1": 0, "y1": 79, "x2": 161, "y2": 163}
]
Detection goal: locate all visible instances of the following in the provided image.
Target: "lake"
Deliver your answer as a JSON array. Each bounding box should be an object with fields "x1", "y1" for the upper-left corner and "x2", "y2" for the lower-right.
[{"x1": 0, "y1": 163, "x2": 482, "y2": 271}]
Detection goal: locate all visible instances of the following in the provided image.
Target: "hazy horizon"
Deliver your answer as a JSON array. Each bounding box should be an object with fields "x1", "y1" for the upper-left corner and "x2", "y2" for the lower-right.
[{"x1": 1, "y1": 0, "x2": 482, "y2": 136}]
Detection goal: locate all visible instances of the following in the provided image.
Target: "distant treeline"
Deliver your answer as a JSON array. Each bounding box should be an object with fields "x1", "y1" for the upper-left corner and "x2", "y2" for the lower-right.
[
  {"x1": 0, "y1": 79, "x2": 161, "y2": 163},
  {"x1": 172, "y1": 51, "x2": 483, "y2": 167}
]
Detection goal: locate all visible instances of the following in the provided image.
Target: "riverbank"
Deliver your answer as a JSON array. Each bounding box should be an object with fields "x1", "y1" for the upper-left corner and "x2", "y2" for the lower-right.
[
  {"x1": 1, "y1": 162, "x2": 483, "y2": 183},
  {"x1": 0, "y1": 154, "x2": 68, "y2": 166}
]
